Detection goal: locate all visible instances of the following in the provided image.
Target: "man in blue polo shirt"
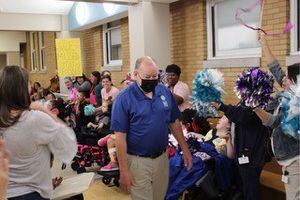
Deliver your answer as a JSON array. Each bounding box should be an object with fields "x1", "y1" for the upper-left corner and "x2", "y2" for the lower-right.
[{"x1": 111, "y1": 56, "x2": 193, "y2": 200}]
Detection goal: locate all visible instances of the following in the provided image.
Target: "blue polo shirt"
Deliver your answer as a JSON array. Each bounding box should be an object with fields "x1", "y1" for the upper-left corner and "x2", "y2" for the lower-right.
[{"x1": 110, "y1": 82, "x2": 181, "y2": 156}]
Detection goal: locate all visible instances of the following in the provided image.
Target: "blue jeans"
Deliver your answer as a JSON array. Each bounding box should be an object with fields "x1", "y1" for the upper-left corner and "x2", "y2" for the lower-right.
[{"x1": 8, "y1": 192, "x2": 49, "y2": 200}]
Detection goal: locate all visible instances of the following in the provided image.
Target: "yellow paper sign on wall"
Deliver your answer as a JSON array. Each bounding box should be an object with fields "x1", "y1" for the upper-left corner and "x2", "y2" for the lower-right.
[{"x1": 55, "y1": 38, "x2": 83, "y2": 77}]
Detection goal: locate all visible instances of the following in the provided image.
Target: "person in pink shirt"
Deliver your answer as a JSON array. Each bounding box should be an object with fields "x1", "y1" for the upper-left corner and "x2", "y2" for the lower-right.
[
  {"x1": 64, "y1": 77, "x2": 78, "y2": 103},
  {"x1": 165, "y1": 64, "x2": 191, "y2": 112},
  {"x1": 101, "y1": 75, "x2": 120, "y2": 102}
]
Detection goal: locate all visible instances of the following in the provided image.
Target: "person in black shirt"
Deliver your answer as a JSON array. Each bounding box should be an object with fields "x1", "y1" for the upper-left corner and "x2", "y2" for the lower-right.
[{"x1": 212, "y1": 102, "x2": 269, "y2": 200}]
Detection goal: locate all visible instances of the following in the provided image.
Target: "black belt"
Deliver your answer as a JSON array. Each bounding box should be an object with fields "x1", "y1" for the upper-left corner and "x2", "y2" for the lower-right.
[{"x1": 128, "y1": 149, "x2": 167, "y2": 159}]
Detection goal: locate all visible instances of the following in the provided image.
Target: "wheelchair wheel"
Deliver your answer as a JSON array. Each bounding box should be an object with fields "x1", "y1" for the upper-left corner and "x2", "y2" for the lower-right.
[
  {"x1": 71, "y1": 161, "x2": 80, "y2": 171},
  {"x1": 113, "y1": 178, "x2": 120, "y2": 187},
  {"x1": 77, "y1": 166, "x2": 86, "y2": 174},
  {"x1": 102, "y1": 176, "x2": 111, "y2": 185}
]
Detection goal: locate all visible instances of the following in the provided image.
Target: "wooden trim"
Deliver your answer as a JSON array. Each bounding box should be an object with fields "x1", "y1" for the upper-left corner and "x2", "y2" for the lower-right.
[{"x1": 260, "y1": 170, "x2": 285, "y2": 193}]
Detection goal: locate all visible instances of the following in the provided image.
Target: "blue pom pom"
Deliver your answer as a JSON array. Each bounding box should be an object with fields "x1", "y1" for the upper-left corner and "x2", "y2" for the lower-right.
[
  {"x1": 279, "y1": 90, "x2": 300, "y2": 139},
  {"x1": 84, "y1": 104, "x2": 95, "y2": 116},
  {"x1": 191, "y1": 69, "x2": 225, "y2": 117}
]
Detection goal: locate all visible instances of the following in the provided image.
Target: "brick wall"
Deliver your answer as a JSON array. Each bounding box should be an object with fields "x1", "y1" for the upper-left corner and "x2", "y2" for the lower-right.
[
  {"x1": 26, "y1": 32, "x2": 57, "y2": 88},
  {"x1": 27, "y1": 17, "x2": 130, "y2": 90},
  {"x1": 82, "y1": 26, "x2": 103, "y2": 75},
  {"x1": 81, "y1": 17, "x2": 130, "y2": 88},
  {"x1": 170, "y1": 0, "x2": 290, "y2": 105}
]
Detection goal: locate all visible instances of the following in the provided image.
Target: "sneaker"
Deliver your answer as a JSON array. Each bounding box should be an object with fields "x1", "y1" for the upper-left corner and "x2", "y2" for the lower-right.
[
  {"x1": 101, "y1": 161, "x2": 119, "y2": 172},
  {"x1": 98, "y1": 134, "x2": 111, "y2": 147}
]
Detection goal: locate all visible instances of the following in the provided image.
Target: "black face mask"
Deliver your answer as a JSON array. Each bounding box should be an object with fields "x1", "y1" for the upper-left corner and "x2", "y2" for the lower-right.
[{"x1": 140, "y1": 79, "x2": 158, "y2": 93}]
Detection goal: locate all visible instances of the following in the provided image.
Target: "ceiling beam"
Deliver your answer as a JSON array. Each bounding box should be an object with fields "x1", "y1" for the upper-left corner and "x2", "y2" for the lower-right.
[{"x1": 62, "y1": 0, "x2": 139, "y2": 5}]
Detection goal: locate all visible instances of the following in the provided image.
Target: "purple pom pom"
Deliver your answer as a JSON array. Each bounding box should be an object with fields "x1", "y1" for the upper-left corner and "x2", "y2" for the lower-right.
[{"x1": 235, "y1": 67, "x2": 274, "y2": 108}]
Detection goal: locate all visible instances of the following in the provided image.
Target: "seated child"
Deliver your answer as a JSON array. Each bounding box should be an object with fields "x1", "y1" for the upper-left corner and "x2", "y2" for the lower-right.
[
  {"x1": 87, "y1": 99, "x2": 112, "y2": 133},
  {"x1": 169, "y1": 108, "x2": 211, "y2": 147},
  {"x1": 204, "y1": 116, "x2": 234, "y2": 159},
  {"x1": 74, "y1": 92, "x2": 93, "y2": 132},
  {"x1": 98, "y1": 134, "x2": 118, "y2": 171},
  {"x1": 94, "y1": 99, "x2": 118, "y2": 171}
]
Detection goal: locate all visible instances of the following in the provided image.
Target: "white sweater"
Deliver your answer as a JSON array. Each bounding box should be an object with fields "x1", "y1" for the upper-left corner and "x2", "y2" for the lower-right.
[{"x1": 1, "y1": 110, "x2": 77, "y2": 199}]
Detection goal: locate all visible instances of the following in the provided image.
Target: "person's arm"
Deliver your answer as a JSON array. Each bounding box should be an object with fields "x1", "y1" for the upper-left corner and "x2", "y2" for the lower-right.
[
  {"x1": 0, "y1": 140, "x2": 9, "y2": 200},
  {"x1": 259, "y1": 32, "x2": 286, "y2": 86},
  {"x1": 254, "y1": 107, "x2": 280, "y2": 129},
  {"x1": 168, "y1": 88, "x2": 193, "y2": 169},
  {"x1": 110, "y1": 95, "x2": 131, "y2": 193},
  {"x1": 32, "y1": 110, "x2": 77, "y2": 164},
  {"x1": 259, "y1": 32, "x2": 276, "y2": 64},
  {"x1": 253, "y1": 107, "x2": 271, "y2": 124},
  {"x1": 172, "y1": 93, "x2": 184, "y2": 105},
  {"x1": 94, "y1": 85, "x2": 102, "y2": 106},
  {"x1": 115, "y1": 132, "x2": 132, "y2": 193},
  {"x1": 169, "y1": 119, "x2": 193, "y2": 170},
  {"x1": 30, "y1": 101, "x2": 67, "y2": 125},
  {"x1": 111, "y1": 87, "x2": 120, "y2": 102},
  {"x1": 172, "y1": 83, "x2": 190, "y2": 106},
  {"x1": 213, "y1": 102, "x2": 259, "y2": 125},
  {"x1": 225, "y1": 136, "x2": 234, "y2": 159}
]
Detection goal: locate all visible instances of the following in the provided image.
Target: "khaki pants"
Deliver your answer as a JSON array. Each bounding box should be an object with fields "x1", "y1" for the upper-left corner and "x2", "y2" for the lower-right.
[
  {"x1": 283, "y1": 159, "x2": 300, "y2": 200},
  {"x1": 127, "y1": 152, "x2": 169, "y2": 200}
]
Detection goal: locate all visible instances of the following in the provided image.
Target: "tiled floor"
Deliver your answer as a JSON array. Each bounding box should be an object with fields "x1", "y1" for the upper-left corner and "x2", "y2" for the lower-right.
[{"x1": 52, "y1": 160, "x2": 131, "y2": 200}]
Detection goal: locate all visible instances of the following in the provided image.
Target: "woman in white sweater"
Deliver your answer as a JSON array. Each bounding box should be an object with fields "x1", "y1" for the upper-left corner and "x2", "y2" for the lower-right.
[{"x1": 0, "y1": 66, "x2": 77, "y2": 200}]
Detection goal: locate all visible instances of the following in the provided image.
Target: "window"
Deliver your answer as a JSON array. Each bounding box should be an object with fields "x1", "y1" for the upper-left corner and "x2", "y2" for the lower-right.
[
  {"x1": 290, "y1": 0, "x2": 299, "y2": 54},
  {"x1": 103, "y1": 20, "x2": 122, "y2": 67},
  {"x1": 39, "y1": 32, "x2": 46, "y2": 71},
  {"x1": 206, "y1": 0, "x2": 261, "y2": 59},
  {"x1": 30, "y1": 32, "x2": 37, "y2": 71}
]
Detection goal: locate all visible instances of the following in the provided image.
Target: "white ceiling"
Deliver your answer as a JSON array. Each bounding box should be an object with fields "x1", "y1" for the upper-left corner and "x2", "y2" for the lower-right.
[
  {"x1": 0, "y1": 0, "x2": 179, "y2": 16},
  {"x1": 0, "y1": 0, "x2": 75, "y2": 15}
]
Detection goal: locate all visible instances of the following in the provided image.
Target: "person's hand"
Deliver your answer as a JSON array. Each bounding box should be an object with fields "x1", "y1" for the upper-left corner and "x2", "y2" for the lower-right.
[
  {"x1": 87, "y1": 122, "x2": 93, "y2": 128},
  {"x1": 120, "y1": 170, "x2": 132, "y2": 194},
  {"x1": 217, "y1": 129, "x2": 231, "y2": 141},
  {"x1": 102, "y1": 106, "x2": 108, "y2": 113},
  {"x1": 257, "y1": 31, "x2": 267, "y2": 46},
  {"x1": 212, "y1": 102, "x2": 221, "y2": 110},
  {"x1": 52, "y1": 177, "x2": 63, "y2": 190},
  {"x1": 0, "y1": 139, "x2": 9, "y2": 198},
  {"x1": 93, "y1": 106, "x2": 102, "y2": 115},
  {"x1": 182, "y1": 147, "x2": 193, "y2": 170}
]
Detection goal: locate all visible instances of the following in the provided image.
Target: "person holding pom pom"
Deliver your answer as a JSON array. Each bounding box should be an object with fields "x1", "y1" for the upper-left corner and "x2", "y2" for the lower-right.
[
  {"x1": 254, "y1": 32, "x2": 300, "y2": 200},
  {"x1": 212, "y1": 68, "x2": 272, "y2": 200}
]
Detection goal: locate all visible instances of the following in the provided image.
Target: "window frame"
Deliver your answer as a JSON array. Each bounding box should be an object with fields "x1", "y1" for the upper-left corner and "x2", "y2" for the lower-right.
[
  {"x1": 102, "y1": 21, "x2": 122, "y2": 68},
  {"x1": 290, "y1": 0, "x2": 299, "y2": 55},
  {"x1": 206, "y1": 0, "x2": 261, "y2": 60},
  {"x1": 30, "y1": 32, "x2": 37, "y2": 72},
  {"x1": 39, "y1": 32, "x2": 47, "y2": 71}
]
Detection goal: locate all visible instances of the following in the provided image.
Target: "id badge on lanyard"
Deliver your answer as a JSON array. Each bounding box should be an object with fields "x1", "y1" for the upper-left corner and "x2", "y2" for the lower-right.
[{"x1": 238, "y1": 155, "x2": 250, "y2": 165}]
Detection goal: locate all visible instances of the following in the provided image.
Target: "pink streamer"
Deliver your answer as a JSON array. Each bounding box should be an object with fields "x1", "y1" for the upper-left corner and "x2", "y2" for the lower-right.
[{"x1": 235, "y1": 0, "x2": 294, "y2": 36}]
